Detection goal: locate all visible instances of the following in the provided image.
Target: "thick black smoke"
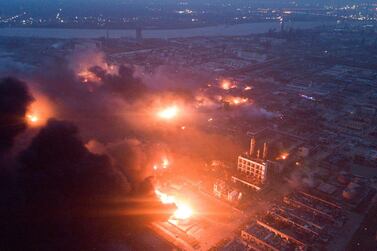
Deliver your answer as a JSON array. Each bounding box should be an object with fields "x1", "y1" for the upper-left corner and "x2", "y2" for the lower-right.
[
  {"x1": 0, "y1": 51, "x2": 253, "y2": 249},
  {"x1": 30, "y1": 57, "x2": 151, "y2": 142},
  {"x1": 92, "y1": 64, "x2": 149, "y2": 101},
  {"x1": 19, "y1": 119, "x2": 129, "y2": 198},
  {"x1": 0, "y1": 77, "x2": 33, "y2": 155},
  {"x1": 0, "y1": 119, "x2": 174, "y2": 250}
]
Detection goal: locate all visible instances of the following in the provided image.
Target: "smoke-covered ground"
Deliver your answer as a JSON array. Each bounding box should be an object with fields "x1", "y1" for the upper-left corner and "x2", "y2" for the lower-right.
[{"x1": 0, "y1": 47, "x2": 276, "y2": 250}]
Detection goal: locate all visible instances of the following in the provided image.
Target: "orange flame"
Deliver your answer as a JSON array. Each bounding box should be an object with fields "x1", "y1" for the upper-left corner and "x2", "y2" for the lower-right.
[
  {"x1": 277, "y1": 152, "x2": 289, "y2": 160},
  {"x1": 157, "y1": 106, "x2": 179, "y2": 120},
  {"x1": 26, "y1": 114, "x2": 39, "y2": 123},
  {"x1": 223, "y1": 96, "x2": 249, "y2": 106},
  {"x1": 220, "y1": 79, "x2": 237, "y2": 90},
  {"x1": 155, "y1": 189, "x2": 193, "y2": 220},
  {"x1": 25, "y1": 90, "x2": 54, "y2": 127},
  {"x1": 78, "y1": 70, "x2": 101, "y2": 84}
]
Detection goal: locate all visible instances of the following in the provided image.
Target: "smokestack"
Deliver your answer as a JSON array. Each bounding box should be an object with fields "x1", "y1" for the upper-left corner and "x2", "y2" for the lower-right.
[
  {"x1": 249, "y1": 137, "x2": 256, "y2": 156},
  {"x1": 256, "y1": 149, "x2": 260, "y2": 159},
  {"x1": 262, "y1": 142, "x2": 268, "y2": 160}
]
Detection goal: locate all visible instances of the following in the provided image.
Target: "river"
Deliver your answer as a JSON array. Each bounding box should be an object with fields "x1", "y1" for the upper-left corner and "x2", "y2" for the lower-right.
[{"x1": 0, "y1": 21, "x2": 334, "y2": 39}]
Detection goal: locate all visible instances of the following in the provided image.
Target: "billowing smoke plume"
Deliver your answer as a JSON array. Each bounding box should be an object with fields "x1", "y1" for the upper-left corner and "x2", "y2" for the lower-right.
[
  {"x1": 0, "y1": 77, "x2": 33, "y2": 155},
  {"x1": 0, "y1": 47, "x2": 273, "y2": 250},
  {"x1": 19, "y1": 119, "x2": 129, "y2": 197},
  {"x1": 0, "y1": 118, "x2": 174, "y2": 250},
  {"x1": 94, "y1": 65, "x2": 148, "y2": 101},
  {"x1": 0, "y1": 69, "x2": 176, "y2": 249}
]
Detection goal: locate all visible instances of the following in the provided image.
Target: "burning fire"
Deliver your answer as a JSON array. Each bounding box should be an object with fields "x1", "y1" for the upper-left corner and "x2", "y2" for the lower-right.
[
  {"x1": 277, "y1": 152, "x2": 289, "y2": 160},
  {"x1": 26, "y1": 113, "x2": 39, "y2": 124},
  {"x1": 220, "y1": 79, "x2": 237, "y2": 90},
  {"x1": 162, "y1": 158, "x2": 169, "y2": 168},
  {"x1": 74, "y1": 52, "x2": 118, "y2": 85},
  {"x1": 78, "y1": 70, "x2": 101, "y2": 83},
  {"x1": 223, "y1": 96, "x2": 249, "y2": 106},
  {"x1": 155, "y1": 189, "x2": 193, "y2": 220},
  {"x1": 173, "y1": 204, "x2": 193, "y2": 220},
  {"x1": 25, "y1": 91, "x2": 54, "y2": 127},
  {"x1": 157, "y1": 106, "x2": 179, "y2": 120},
  {"x1": 231, "y1": 97, "x2": 248, "y2": 105}
]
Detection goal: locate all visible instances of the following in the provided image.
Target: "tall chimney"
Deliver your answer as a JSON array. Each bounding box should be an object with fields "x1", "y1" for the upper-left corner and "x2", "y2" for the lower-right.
[
  {"x1": 249, "y1": 137, "x2": 256, "y2": 156},
  {"x1": 256, "y1": 149, "x2": 260, "y2": 159},
  {"x1": 262, "y1": 142, "x2": 268, "y2": 160}
]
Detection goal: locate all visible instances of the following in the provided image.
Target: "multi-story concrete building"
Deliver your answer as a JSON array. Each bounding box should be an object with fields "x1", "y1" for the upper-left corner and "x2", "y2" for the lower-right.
[
  {"x1": 237, "y1": 156, "x2": 268, "y2": 184},
  {"x1": 231, "y1": 137, "x2": 270, "y2": 191}
]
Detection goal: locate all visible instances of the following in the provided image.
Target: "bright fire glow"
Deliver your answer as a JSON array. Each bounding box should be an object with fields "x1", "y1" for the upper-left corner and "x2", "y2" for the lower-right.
[
  {"x1": 157, "y1": 106, "x2": 179, "y2": 120},
  {"x1": 173, "y1": 203, "x2": 193, "y2": 220},
  {"x1": 25, "y1": 91, "x2": 54, "y2": 127},
  {"x1": 277, "y1": 152, "x2": 289, "y2": 160},
  {"x1": 231, "y1": 97, "x2": 248, "y2": 105},
  {"x1": 220, "y1": 80, "x2": 237, "y2": 90},
  {"x1": 26, "y1": 113, "x2": 39, "y2": 123},
  {"x1": 78, "y1": 70, "x2": 101, "y2": 83},
  {"x1": 162, "y1": 158, "x2": 169, "y2": 168},
  {"x1": 224, "y1": 96, "x2": 249, "y2": 106},
  {"x1": 155, "y1": 189, "x2": 193, "y2": 220},
  {"x1": 155, "y1": 189, "x2": 175, "y2": 204},
  {"x1": 25, "y1": 109, "x2": 46, "y2": 127}
]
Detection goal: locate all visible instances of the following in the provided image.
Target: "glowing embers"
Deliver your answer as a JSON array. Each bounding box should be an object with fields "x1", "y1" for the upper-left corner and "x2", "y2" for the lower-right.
[
  {"x1": 157, "y1": 105, "x2": 179, "y2": 120},
  {"x1": 155, "y1": 189, "x2": 193, "y2": 220}
]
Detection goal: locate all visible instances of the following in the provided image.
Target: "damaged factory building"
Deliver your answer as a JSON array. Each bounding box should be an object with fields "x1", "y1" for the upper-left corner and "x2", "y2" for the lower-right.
[{"x1": 232, "y1": 137, "x2": 284, "y2": 191}]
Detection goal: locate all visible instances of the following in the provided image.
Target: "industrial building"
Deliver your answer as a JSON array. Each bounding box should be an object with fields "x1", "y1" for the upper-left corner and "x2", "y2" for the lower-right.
[
  {"x1": 239, "y1": 190, "x2": 347, "y2": 250},
  {"x1": 231, "y1": 137, "x2": 271, "y2": 191},
  {"x1": 241, "y1": 221, "x2": 301, "y2": 251},
  {"x1": 237, "y1": 156, "x2": 268, "y2": 183}
]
